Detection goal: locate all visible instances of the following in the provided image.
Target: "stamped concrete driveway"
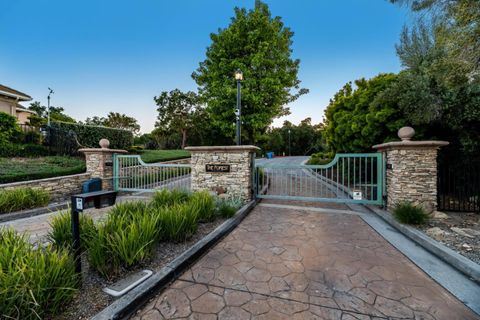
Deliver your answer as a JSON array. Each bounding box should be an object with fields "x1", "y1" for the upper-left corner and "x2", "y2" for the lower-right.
[{"x1": 133, "y1": 204, "x2": 478, "y2": 320}]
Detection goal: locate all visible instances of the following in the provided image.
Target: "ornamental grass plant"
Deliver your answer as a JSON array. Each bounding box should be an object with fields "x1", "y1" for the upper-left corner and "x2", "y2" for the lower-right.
[
  {"x1": 47, "y1": 209, "x2": 96, "y2": 250},
  {"x1": 0, "y1": 187, "x2": 50, "y2": 214},
  {"x1": 0, "y1": 228, "x2": 79, "y2": 320},
  {"x1": 393, "y1": 201, "x2": 430, "y2": 225}
]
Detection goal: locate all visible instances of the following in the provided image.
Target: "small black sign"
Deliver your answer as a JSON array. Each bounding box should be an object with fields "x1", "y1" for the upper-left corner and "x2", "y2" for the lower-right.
[{"x1": 206, "y1": 164, "x2": 230, "y2": 173}]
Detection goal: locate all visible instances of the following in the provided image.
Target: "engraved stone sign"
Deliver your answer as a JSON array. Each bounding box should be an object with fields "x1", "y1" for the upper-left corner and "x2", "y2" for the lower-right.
[{"x1": 206, "y1": 164, "x2": 231, "y2": 173}]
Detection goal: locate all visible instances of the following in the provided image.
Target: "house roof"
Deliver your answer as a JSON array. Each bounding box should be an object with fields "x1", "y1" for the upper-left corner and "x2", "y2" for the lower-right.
[
  {"x1": 16, "y1": 106, "x2": 37, "y2": 115},
  {"x1": 0, "y1": 84, "x2": 32, "y2": 101}
]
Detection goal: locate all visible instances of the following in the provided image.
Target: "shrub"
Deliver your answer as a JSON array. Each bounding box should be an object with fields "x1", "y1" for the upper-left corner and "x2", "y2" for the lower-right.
[
  {"x1": 0, "y1": 112, "x2": 21, "y2": 143},
  {"x1": 85, "y1": 201, "x2": 161, "y2": 277},
  {"x1": 0, "y1": 228, "x2": 80, "y2": 319},
  {"x1": 393, "y1": 202, "x2": 430, "y2": 225},
  {"x1": 308, "y1": 152, "x2": 333, "y2": 165},
  {"x1": 152, "y1": 189, "x2": 192, "y2": 208},
  {"x1": 47, "y1": 210, "x2": 96, "y2": 250},
  {"x1": 190, "y1": 191, "x2": 215, "y2": 222},
  {"x1": 0, "y1": 187, "x2": 50, "y2": 213},
  {"x1": 215, "y1": 197, "x2": 242, "y2": 218},
  {"x1": 49, "y1": 121, "x2": 133, "y2": 150},
  {"x1": 159, "y1": 203, "x2": 199, "y2": 242},
  {"x1": 0, "y1": 142, "x2": 50, "y2": 157}
]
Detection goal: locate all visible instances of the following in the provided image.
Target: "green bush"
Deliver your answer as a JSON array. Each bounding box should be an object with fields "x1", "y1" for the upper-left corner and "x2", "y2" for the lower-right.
[
  {"x1": 127, "y1": 145, "x2": 144, "y2": 153},
  {"x1": 152, "y1": 189, "x2": 192, "y2": 208},
  {"x1": 0, "y1": 142, "x2": 50, "y2": 157},
  {"x1": 50, "y1": 121, "x2": 133, "y2": 150},
  {"x1": 0, "y1": 156, "x2": 85, "y2": 183},
  {"x1": 47, "y1": 210, "x2": 96, "y2": 250},
  {"x1": 215, "y1": 197, "x2": 242, "y2": 218},
  {"x1": 308, "y1": 152, "x2": 333, "y2": 165},
  {"x1": 0, "y1": 228, "x2": 80, "y2": 319},
  {"x1": 85, "y1": 201, "x2": 162, "y2": 277},
  {"x1": 0, "y1": 112, "x2": 21, "y2": 143},
  {"x1": 190, "y1": 191, "x2": 215, "y2": 222},
  {"x1": 159, "y1": 203, "x2": 199, "y2": 242},
  {"x1": 393, "y1": 202, "x2": 430, "y2": 225},
  {"x1": 0, "y1": 187, "x2": 50, "y2": 213}
]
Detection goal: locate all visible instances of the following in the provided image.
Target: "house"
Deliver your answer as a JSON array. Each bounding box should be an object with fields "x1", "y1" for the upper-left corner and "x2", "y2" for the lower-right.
[{"x1": 0, "y1": 84, "x2": 35, "y2": 125}]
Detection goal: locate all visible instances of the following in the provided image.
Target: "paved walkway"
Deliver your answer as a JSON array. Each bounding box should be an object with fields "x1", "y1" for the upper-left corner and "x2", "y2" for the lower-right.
[{"x1": 133, "y1": 204, "x2": 478, "y2": 320}]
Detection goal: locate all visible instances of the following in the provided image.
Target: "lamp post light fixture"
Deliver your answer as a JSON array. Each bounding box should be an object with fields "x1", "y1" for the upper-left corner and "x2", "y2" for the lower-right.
[
  {"x1": 47, "y1": 87, "x2": 54, "y2": 127},
  {"x1": 234, "y1": 69, "x2": 243, "y2": 145},
  {"x1": 288, "y1": 129, "x2": 291, "y2": 156}
]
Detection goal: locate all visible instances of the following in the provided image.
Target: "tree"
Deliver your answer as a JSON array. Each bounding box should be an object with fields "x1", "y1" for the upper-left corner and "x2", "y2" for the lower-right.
[
  {"x1": 103, "y1": 112, "x2": 140, "y2": 134},
  {"x1": 192, "y1": 1, "x2": 308, "y2": 144},
  {"x1": 82, "y1": 113, "x2": 140, "y2": 135},
  {"x1": 323, "y1": 74, "x2": 407, "y2": 153},
  {"x1": 27, "y1": 101, "x2": 76, "y2": 125},
  {"x1": 0, "y1": 112, "x2": 21, "y2": 143},
  {"x1": 154, "y1": 89, "x2": 199, "y2": 149}
]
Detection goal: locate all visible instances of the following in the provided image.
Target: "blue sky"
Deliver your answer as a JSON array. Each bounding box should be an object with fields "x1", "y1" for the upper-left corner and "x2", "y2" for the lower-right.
[{"x1": 0, "y1": 0, "x2": 410, "y2": 133}]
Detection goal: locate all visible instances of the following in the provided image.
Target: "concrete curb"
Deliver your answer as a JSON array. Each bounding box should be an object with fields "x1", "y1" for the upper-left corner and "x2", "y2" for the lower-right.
[
  {"x1": 366, "y1": 205, "x2": 480, "y2": 284},
  {"x1": 92, "y1": 200, "x2": 257, "y2": 320},
  {"x1": 0, "y1": 202, "x2": 69, "y2": 223}
]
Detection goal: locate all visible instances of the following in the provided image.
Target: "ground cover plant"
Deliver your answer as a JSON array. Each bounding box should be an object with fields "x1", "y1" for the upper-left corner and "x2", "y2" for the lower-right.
[
  {"x1": 0, "y1": 156, "x2": 86, "y2": 183},
  {"x1": 0, "y1": 228, "x2": 80, "y2": 320},
  {"x1": 135, "y1": 149, "x2": 190, "y2": 163},
  {"x1": 393, "y1": 201, "x2": 430, "y2": 225},
  {"x1": 48, "y1": 210, "x2": 96, "y2": 250},
  {"x1": 0, "y1": 187, "x2": 50, "y2": 214}
]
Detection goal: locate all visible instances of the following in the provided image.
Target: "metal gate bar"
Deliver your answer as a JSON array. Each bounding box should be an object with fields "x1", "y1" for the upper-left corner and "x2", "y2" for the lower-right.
[
  {"x1": 255, "y1": 153, "x2": 383, "y2": 205},
  {"x1": 113, "y1": 155, "x2": 191, "y2": 192}
]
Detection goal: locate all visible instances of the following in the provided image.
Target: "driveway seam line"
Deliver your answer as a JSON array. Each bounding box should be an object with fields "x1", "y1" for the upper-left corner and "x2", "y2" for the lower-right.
[{"x1": 177, "y1": 279, "x2": 392, "y2": 319}]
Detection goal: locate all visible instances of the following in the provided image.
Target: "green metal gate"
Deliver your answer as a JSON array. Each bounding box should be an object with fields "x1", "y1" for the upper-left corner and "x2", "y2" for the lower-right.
[
  {"x1": 255, "y1": 153, "x2": 384, "y2": 205},
  {"x1": 113, "y1": 154, "x2": 191, "y2": 192}
]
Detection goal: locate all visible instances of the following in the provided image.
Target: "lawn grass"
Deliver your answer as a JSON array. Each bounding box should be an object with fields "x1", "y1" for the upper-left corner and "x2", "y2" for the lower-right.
[
  {"x1": 0, "y1": 156, "x2": 86, "y2": 183},
  {"x1": 136, "y1": 149, "x2": 191, "y2": 163}
]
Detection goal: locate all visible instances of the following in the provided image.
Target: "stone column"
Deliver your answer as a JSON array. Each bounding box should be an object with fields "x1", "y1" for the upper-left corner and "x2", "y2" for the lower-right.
[
  {"x1": 79, "y1": 139, "x2": 127, "y2": 191},
  {"x1": 373, "y1": 127, "x2": 448, "y2": 213},
  {"x1": 185, "y1": 145, "x2": 260, "y2": 203}
]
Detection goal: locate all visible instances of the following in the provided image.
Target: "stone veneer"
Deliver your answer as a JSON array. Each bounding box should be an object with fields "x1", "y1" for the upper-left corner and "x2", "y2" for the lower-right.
[
  {"x1": 79, "y1": 146, "x2": 127, "y2": 190},
  {"x1": 374, "y1": 136, "x2": 448, "y2": 213},
  {"x1": 0, "y1": 173, "x2": 91, "y2": 202},
  {"x1": 185, "y1": 146, "x2": 259, "y2": 203}
]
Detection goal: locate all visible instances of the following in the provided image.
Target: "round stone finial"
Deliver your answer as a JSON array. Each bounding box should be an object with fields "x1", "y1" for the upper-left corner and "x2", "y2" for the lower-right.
[
  {"x1": 398, "y1": 127, "x2": 415, "y2": 141},
  {"x1": 99, "y1": 138, "x2": 110, "y2": 149}
]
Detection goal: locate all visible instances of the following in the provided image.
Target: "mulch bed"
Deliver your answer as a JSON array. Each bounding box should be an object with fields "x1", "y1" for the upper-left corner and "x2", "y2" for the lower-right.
[
  {"x1": 419, "y1": 211, "x2": 480, "y2": 265},
  {"x1": 53, "y1": 218, "x2": 225, "y2": 320}
]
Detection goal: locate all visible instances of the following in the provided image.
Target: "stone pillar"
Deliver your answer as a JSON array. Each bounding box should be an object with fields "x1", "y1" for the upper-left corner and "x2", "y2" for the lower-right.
[
  {"x1": 79, "y1": 139, "x2": 127, "y2": 191},
  {"x1": 185, "y1": 145, "x2": 260, "y2": 203},
  {"x1": 373, "y1": 127, "x2": 448, "y2": 213}
]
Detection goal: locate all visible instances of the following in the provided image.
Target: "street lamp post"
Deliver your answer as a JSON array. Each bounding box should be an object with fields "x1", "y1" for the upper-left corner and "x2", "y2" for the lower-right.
[
  {"x1": 47, "y1": 87, "x2": 54, "y2": 126},
  {"x1": 234, "y1": 69, "x2": 243, "y2": 145},
  {"x1": 288, "y1": 129, "x2": 291, "y2": 156}
]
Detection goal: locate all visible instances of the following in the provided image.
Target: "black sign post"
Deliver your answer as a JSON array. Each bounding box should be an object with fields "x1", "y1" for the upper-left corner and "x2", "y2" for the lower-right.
[{"x1": 71, "y1": 190, "x2": 118, "y2": 273}]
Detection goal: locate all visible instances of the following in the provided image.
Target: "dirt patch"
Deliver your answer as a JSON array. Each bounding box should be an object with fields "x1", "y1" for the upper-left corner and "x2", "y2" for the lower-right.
[
  {"x1": 53, "y1": 219, "x2": 225, "y2": 320},
  {"x1": 419, "y1": 211, "x2": 480, "y2": 265}
]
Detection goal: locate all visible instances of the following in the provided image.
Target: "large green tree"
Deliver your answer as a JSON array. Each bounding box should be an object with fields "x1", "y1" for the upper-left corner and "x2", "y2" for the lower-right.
[
  {"x1": 83, "y1": 112, "x2": 141, "y2": 135},
  {"x1": 192, "y1": 1, "x2": 308, "y2": 144},
  {"x1": 323, "y1": 74, "x2": 407, "y2": 153},
  {"x1": 154, "y1": 89, "x2": 200, "y2": 149},
  {"x1": 28, "y1": 101, "x2": 76, "y2": 126}
]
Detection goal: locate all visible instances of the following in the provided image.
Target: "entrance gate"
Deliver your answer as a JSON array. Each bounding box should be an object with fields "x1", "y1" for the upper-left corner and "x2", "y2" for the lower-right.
[
  {"x1": 113, "y1": 154, "x2": 191, "y2": 192},
  {"x1": 254, "y1": 153, "x2": 384, "y2": 205}
]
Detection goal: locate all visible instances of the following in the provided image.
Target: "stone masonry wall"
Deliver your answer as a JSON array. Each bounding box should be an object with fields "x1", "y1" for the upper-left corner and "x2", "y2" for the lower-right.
[
  {"x1": 0, "y1": 173, "x2": 91, "y2": 202},
  {"x1": 190, "y1": 150, "x2": 254, "y2": 203},
  {"x1": 385, "y1": 148, "x2": 438, "y2": 212}
]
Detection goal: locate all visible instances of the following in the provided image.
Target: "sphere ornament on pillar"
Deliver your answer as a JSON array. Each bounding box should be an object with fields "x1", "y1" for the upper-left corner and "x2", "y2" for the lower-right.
[
  {"x1": 398, "y1": 126, "x2": 415, "y2": 141},
  {"x1": 99, "y1": 139, "x2": 110, "y2": 149}
]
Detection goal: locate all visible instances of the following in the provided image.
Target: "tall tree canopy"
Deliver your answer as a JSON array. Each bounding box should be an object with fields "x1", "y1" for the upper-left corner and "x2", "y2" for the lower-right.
[
  {"x1": 28, "y1": 101, "x2": 76, "y2": 125},
  {"x1": 83, "y1": 112, "x2": 140, "y2": 134},
  {"x1": 154, "y1": 89, "x2": 200, "y2": 149},
  {"x1": 323, "y1": 74, "x2": 406, "y2": 153},
  {"x1": 192, "y1": 1, "x2": 308, "y2": 144}
]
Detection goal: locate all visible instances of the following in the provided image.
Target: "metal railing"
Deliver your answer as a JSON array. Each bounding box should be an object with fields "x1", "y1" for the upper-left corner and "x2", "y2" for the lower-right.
[
  {"x1": 255, "y1": 153, "x2": 383, "y2": 205},
  {"x1": 113, "y1": 155, "x2": 191, "y2": 192}
]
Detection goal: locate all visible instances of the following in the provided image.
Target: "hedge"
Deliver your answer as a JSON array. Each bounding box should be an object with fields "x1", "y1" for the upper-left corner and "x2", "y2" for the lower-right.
[
  {"x1": 0, "y1": 143, "x2": 50, "y2": 158},
  {"x1": 49, "y1": 121, "x2": 133, "y2": 150}
]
